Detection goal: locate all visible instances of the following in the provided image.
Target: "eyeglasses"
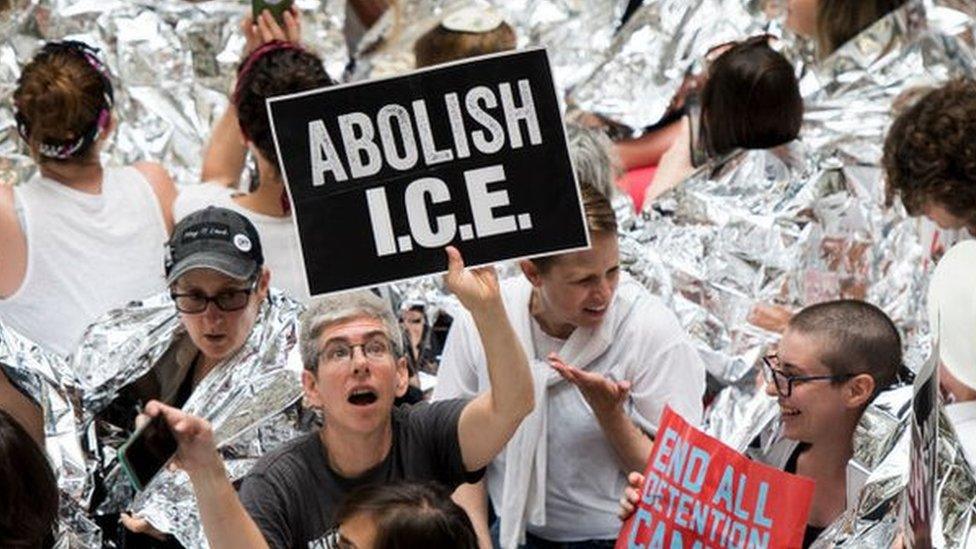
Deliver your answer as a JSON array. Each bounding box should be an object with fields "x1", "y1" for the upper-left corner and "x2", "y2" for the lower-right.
[
  {"x1": 319, "y1": 336, "x2": 393, "y2": 366},
  {"x1": 760, "y1": 355, "x2": 855, "y2": 397},
  {"x1": 403, "y1": 317, "x2": 424, "y2": 325},
  {"x1": 170, "y1": 282, "x2": 256, "y2": 314}
]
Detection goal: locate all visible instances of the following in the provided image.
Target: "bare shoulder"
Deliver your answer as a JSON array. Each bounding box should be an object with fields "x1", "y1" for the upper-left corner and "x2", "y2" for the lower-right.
[{"x1": 0, "y1": 184, "x2": 27, "y2": 297}]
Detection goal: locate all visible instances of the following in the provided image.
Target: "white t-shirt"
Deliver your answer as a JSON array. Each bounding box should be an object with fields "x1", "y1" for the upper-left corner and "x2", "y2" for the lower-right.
[
  {"x1": 0, "y1": 167, "x2": 168, "y2": 356},
  {"x1": 174, "y1": 183, "x2": 309, "y2": 302},
  {"x1": 434, "y1": 275, "x2": 706, "y2": 542}
]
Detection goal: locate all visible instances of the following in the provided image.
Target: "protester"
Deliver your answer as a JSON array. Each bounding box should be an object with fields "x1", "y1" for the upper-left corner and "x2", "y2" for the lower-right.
[
  {"x1": 139, "y1": 245, "x2": 533, "y2": 548},
  {"x1": 883, "y1": 78, "x2": 976, "y2": 237},
  {"x1": 178, "y1": 11, "x2": 332, "y2": 302},
  {"x1": 0, "y1": 408, "x2": 59, "y2": 548},
  {"x1": 327, "y1": 482, "x2": 480, "y2": 549},
  {"x1": 413, "y1": 5, "x2": 517, "y2": 68},
  {"x1": 785, "y1": 0, "x2": 908, "y2": 57},
  {"x1": 435, "y1": 180, "x2": 706, "y2": 547},
  {"x1": 620, "y1": 299, "x2": 902, "y2": 548},
  {"x1": 0, "y1": 40, "x2": 176, "y2": 356},
  {"x1": 927, "y1": 240, "x2": 976, "y2": 468},
  {"x1": 86, "y1": 206, "x2": 275, "y2": 544}
]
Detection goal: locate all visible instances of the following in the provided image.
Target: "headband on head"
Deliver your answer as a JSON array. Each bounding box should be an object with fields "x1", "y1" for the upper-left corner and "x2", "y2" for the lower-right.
[{"x1": 15, "y1": 40, "x2": 115, "y2": 160}]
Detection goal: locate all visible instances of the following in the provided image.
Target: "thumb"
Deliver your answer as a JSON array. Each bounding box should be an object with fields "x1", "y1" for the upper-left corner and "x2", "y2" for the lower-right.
[{"x1": 445, "y1": 246, "x2": 464, "y2": 275}]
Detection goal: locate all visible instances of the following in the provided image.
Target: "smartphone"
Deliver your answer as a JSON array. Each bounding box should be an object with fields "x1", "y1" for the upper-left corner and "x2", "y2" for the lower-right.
[
  {"x1": 252, "y1": 0, "x2": 294, "y2": 24},
  {"x1": 118, "y1": 414, "x2": 178, "y2": 491}
]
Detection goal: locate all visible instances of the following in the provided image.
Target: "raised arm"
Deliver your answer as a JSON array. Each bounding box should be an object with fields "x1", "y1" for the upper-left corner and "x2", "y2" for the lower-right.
[
  {"x1": 443, "y1": 247, "x2": 533, "y2": 472},
  {"x1": 143, "y1": 401, "x2": 269, "y2": 549}
]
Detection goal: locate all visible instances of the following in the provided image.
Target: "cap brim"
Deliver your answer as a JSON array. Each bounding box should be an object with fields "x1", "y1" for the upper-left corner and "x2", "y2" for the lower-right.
[{"x1": 166, "y1": 252, "x2": 258, "y2": 285}]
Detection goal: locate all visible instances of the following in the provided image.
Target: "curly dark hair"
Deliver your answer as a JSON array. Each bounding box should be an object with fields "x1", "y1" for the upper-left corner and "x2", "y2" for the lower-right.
[
  {"x1": 234, "y1": 44, "x2": 333, "y2": 171},
  {"x1": 882, "y1": 79, "x2": 976, "y2": 227}
]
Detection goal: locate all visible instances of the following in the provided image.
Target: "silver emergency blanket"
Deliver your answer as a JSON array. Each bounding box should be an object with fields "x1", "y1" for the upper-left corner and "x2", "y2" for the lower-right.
[
  {"x1": 0, "y1": 322, "x2": 102, "y2": 548},
  {"x1": 69, "y1": 289, "x2": 304, "y2": 548},
  {"x1": 566, "y1": 0, "x2": 786, "y2": 133},
  {"x1": 350, "y1": 0, "x2": 630, "y2": 94},
  {"x1": 0, "y1": 0, "x2": 348, "y2": 188}
]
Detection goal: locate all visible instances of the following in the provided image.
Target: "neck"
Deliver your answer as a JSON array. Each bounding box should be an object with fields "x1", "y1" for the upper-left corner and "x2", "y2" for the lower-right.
[
  {"x1": 39, "y1": 160, "x2": 103, "y2": 194},
  {"x1": 320, "y1": 420, "x2": 393, "y2": 478},
  {"x1": 803, "y1": 420, "x2": 857, "y2": 476},
  {"x1": 234, "y1": 160, "x2": 289, "y2": 217},
  {"x1": 193, "y1": 353, "x2": 220, "y2": 386},
  {"x1": 529, "y1": 288, "x2": 574, "y2": 339}
]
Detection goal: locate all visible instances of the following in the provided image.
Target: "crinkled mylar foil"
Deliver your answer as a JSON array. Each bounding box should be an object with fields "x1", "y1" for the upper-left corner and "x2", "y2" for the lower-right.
[
  {"x1": 0, "y1": 0, "x2": 347, "y2": 188},
  {"x1": 0, "y1": 321, "x2": 101, "y2": 547},
  {"x1": 69, "y1": 289, "x2": 304, "y2": 548},
  {"x1": 350, "y1": 0, "x2": 628, "y2": 95},
  {"x1": 566, "y1": 0, "x2": 782, "y2": 133}
]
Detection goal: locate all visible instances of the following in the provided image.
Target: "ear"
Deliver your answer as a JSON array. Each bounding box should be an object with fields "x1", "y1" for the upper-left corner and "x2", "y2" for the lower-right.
[
  {"x1": 519, "y1": 259, "x2": 544, "y2": 288},
  {"x1": 257, "y1": 266, "x2": 271, "y2": 299},
  {"x1": 302, "y1": 369, "x2": 324, "y2": 408},
  {"x1": 394, "y1": 356, "x2": 409, "y2": 398},
  {"x1": 845, "y1": 373, "x2": 876, "y2": 409}
]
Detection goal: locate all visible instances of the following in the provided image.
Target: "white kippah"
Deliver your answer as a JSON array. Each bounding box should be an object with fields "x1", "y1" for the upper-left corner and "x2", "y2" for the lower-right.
[
  {"x1": 442, "y1": 6, "x2": 505, "y2": 33},
  {"x1": 928, "y1": 240, "x2": 976, "y2": 390}
]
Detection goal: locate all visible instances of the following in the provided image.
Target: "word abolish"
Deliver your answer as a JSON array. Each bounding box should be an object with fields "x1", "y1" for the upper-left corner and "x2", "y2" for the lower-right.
[
  {"x1": 308, "y1": 80, "x2": 542, "y2": 186},
  {"x1": 618, "y1": 408, "x2": 814, "y2": 549}
]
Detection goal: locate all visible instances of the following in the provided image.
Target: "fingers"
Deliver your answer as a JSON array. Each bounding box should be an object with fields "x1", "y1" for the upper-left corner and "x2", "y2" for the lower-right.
[
  {"x1": 283, "y1": 8, "x2": 301, "y2": 42},
  {"x1": 120, "y1": 514, "x2": 167, "y2": 541},
  {"x1": 446, "y1": 245, "x2": 464, "y2": 272},
  {"x1": 628, "y1": 471, "x2": 645, "y2": 489},
  {"x1": 618, "y1": 495, "x2": 636, "y2": 520}
]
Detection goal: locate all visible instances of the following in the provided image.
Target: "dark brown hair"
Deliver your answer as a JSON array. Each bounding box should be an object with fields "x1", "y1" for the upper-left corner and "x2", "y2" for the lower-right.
[
  {"x1": 530, "y1": 181, "x2": 617, "y2": 273},
  {"x1": 335, "y1": 482, "x2": 478, "y2": 549},
  {"x1": 788, "y1": 300, "x2": 902, "y2": 392},
  {"x1": 14, "y1": 43, "x2": 110, "y2": 161},
  {"x1": 234, "y1": 45, "x2": 333, "y2": 171},
  {"x1": 883, "y1": 78, "x2": 976, "y2": 227},
  {"x1": 414, "y1": 22, "x2": 516, "y2": 68},
  {"x1": 0, "y1": 409, "x2": 59, "y2": 548},
  {"x1": 816, "y1": 0, "x2": 907, "y2": 57},
  {"x1": 700, "y1": 37, "x2": 803, "y2": 157}
]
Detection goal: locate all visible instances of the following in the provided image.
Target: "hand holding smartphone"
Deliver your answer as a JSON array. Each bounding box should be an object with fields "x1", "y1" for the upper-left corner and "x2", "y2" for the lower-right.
[
  {"x1": 119, "y1": 414, "x2": 178, "y2": 491},
  {"x1": 252, "y1": 0, "x2": 295, "y2": 24}
]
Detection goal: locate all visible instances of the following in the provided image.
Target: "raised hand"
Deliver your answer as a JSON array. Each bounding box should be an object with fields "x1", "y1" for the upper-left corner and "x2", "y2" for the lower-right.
[
  {"x1": 443, "y1": 246, "x2": 501, "y2": 314},
  {"x1": 241, "y1": 7, "x2": 302, "y2": 57},
  {"x1": 548, "y1": 354, "x2": 631, "y2": 416},
  {"x1": 142, "y1": 400, "x2": 223, "y2": 480}
]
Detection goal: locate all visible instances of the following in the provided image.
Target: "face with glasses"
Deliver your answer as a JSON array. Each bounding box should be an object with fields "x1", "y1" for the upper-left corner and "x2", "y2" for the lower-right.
[
  {"x1": 302, "y1": 316, "x2": 408, "y2": 434},
  {"x1": 171, "y1": 267, "x2": 269, "y2": 364},
  {"x1": 762, "y1": 329, "x2": 875, "y2": 443}
]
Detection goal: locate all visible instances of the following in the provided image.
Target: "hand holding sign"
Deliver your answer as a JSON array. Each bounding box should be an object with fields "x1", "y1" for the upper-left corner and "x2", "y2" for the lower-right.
[
  {"x1": 548, "y1": 354, "x2": 631, "y2": 416},
  {"x1": 443, "y1": 245, "x2": 501, "y2": 315}
]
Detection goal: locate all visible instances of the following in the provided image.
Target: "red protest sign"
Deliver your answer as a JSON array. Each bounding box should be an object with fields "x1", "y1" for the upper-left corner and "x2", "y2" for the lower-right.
[{"x1": 617, "y1": 407, "x2": 815, "y2": 549}]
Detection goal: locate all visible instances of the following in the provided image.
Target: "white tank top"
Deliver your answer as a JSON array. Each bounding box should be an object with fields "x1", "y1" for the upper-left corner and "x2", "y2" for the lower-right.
[
  {"x1": 0, "y1": 167, "x2": 168, "y2": 356},
  {"x1": 174, "y1": 182, "x2": 310, "y2": 302}
]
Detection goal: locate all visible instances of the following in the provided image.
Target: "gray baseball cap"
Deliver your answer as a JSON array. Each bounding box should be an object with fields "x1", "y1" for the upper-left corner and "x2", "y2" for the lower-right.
[{"x1": 164, "y1": 207, "x2": 264, "y2": 284}]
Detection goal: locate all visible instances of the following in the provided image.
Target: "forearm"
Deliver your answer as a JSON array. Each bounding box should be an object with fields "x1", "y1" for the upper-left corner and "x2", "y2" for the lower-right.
[
  {"x1": 614, "y1": 120, "x2": 682, "y2": 170},
  {"x1": 347, "y1": 0, "x2": 390, "y2": 28},
  {"x1": 594, "y1": 406, "x2": 653, "y2": 474},
  {"x1": 469, "y1": 301, "x2": 533, "y2": 419},
  {"x1": 189, "y1": 465, "x2": 269, "y2": 549},
  {"x1": 452, "y1": 480, "x2": 492, "y2": 549},
  {"x1": 201, "y1": 106, "x2": 247, "y2": 186}
]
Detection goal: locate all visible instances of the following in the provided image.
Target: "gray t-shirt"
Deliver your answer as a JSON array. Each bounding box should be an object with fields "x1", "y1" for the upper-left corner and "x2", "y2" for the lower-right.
[{"x1": 238, "y1": 399, "x2": 482, "y2": 549}]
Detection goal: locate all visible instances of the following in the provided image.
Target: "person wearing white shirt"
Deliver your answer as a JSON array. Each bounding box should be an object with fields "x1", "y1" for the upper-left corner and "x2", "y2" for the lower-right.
[
  {"x1": 927, "y1": 240, "x2": 976, "y2": 468},
  {"x1": 434, "y1": 181, "x2": 706, "y2": 549}
]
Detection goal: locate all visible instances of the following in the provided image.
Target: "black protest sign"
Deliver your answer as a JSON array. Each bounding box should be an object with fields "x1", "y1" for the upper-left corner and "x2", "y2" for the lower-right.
[
  {"x1": 906, "y1": 343, "x2": 938, "y2": 549},
  {"x1": 267, "y1": 48, "x2": 588, "y2": 295}
]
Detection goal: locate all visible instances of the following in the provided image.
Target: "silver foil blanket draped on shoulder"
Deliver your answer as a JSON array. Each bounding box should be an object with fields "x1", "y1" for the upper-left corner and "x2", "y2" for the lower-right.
[
  {"x1": 68, "y1": 289, "x2": 305, "y2": 548},
  {"x1": 704, "y1": 383, "x2": 976, "y2": 547},
  {"x1": 0, "y1": 0, "x2": 348, "y2": 188},
  {"x1": 0, "y1": 322, "x2": 102, "y2": 548}
]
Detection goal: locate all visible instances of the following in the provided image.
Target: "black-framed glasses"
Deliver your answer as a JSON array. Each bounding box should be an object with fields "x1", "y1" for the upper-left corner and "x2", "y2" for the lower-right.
[
  {"x1": 319, "y1": 335, "x2": 393, "y2": 367},
  {"x1": 170, "y1": 281, "x2": 256, "y2": 314},
  {"x1": 760, "y1": 355, "x2": 855, "y2": 397}
]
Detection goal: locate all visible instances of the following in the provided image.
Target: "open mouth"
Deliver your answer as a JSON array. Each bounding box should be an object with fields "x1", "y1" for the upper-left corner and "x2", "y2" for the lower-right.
[
  {"x1": 583, "y1": 305, "x2": 607, "y2": 316},
  {"x1": 204, "y1": 334, "x2": 227, "y2": 343},
  {"x1": 348, "y1": 389, "x2": 378, "y2": 406}
]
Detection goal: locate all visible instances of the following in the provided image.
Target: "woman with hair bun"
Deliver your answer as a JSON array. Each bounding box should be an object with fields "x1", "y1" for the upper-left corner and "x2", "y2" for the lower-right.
[{"x1": 0, "y1": 40, "x2": 176, "y2": 356}]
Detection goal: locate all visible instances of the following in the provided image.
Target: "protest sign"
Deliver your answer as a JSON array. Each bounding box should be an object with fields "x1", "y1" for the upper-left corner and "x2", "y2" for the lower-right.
[
  {"x1": 617, "y1": 407, "x2": 815, "y2": 549},
  {"x1": 266, "y1": 48, "x2": 588, "y2": 295},
  {"x1": 906, "y1": 342, "x2": 939, "y2": 549}
]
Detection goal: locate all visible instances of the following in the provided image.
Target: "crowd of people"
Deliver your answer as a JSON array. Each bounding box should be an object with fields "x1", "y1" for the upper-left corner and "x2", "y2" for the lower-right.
[{"x1": 1, "y1": 0, "x2": 975, "y2": 548}]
